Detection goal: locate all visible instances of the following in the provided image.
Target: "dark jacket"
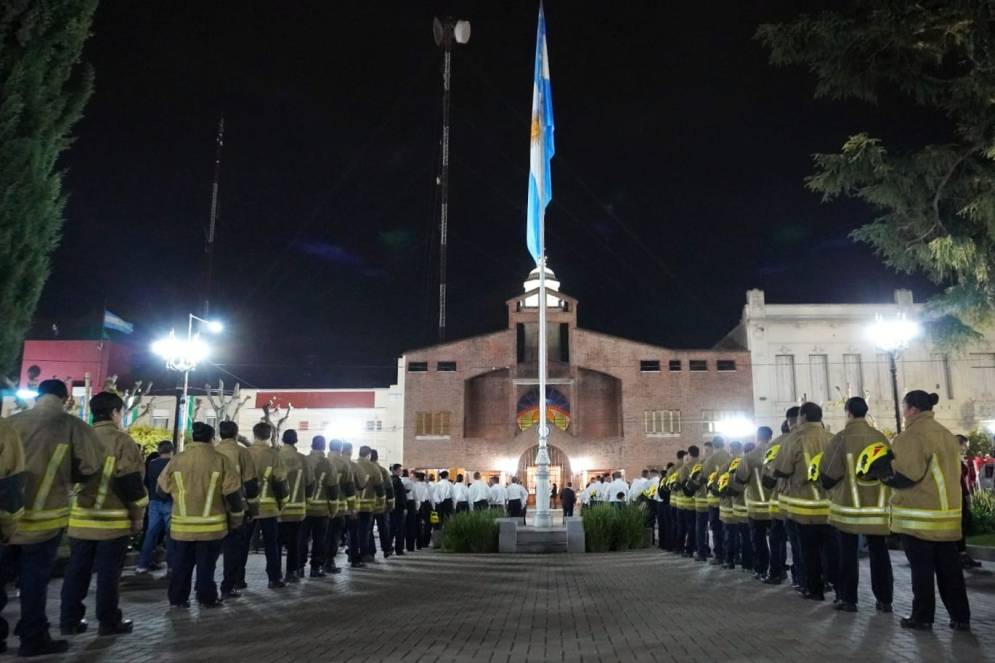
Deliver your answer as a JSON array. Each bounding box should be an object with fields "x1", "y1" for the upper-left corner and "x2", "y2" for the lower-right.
[
  {"x1": 146, "y1": 456, "x2": 172, "y2": 503},
  {"x1": 560, "y1": 487, "x2": 576, "y2": 507},
  {"x1": 391, "y1": 475, "x2": 406, "y2": 513}
]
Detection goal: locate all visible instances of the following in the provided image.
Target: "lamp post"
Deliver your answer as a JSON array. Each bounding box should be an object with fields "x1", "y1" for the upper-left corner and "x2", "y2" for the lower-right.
[
  {"x1": 432, "y1": 16, "x2": 470, "y2": 343},
  {"x1": 868, "y1": 315, "x2": 920, "y2": 434},
  {"x1": 152, "y1": 314, "x2": 223, "y2": 450}
]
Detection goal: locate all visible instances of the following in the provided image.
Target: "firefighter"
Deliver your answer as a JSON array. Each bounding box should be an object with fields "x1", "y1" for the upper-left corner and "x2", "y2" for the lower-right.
[
  {"x1": 818, "y1": 397, "x2": 892, "y2": 614},
  {"x1": 772, "y1": 402, "x2": 836, "y2": 601},
  {"x1": 389, "y1": 464, "x2": 407, "y2": 555},
  {"x1": 301, "y1": 435, "x2": 335, "y2": 577},
  {"x1": 216, "y1": 421, "x2": 259, "y2": 599},
  {"x1": 702, "y1": 438, "x2": 730, "y2": 564},
  {"x1": 736, "y1": 426, "x2": 774, "y2": 580},
  {"x1": 60, "y1": 392, "x2": 148, "y2": 637},
  {"x1": 323, "y1": 439, "x2": 354, "y2": 573},
  {"x1": 714, "y1": 449, "x2": 738, "y2": 569},
  {"x1": 7, "y1": 380, "x2": 101, "y2": 657},
  {"x1": 762, "y1": 407, "x2": 800, "y2": 587},
  {"x1": 341, "y1": 442, "x2": 369, "y2": 567},
  {"x1": 369, "y1": 449, "x2": 393, "y2": 558},
  {"x1": 355, "y1": 446, "x2": 384, "y2": 563},
  {"x1": 157, "y1": 422, "x2": 242, "y2": 608},
  {"x1": 863, "y1": 390, "x2": 970, "y2": 632},
  {"x1": 0, "y1": 418, "x2": 26, "y2": 655},
  {"x1": 246, "y1": 422, "x2": 289, "y2": 588},
  {"x1": 277, "y1": 429, "x2": 312, "y2": 583},
  {"x1": 655, "y1": 464, "x2": 673, "y2": 551},
  {"x1": 666, "y1": 451, "x2": 686, "y2": 553},
  {"x1": 678, "y1": 446, "x2": 701, "y2": 558}
]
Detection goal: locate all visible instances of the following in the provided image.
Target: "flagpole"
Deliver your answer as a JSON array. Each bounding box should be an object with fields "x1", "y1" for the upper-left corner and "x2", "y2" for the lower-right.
[{"x1": 534, "y1": 247, "x2": 552, "y2": 527}]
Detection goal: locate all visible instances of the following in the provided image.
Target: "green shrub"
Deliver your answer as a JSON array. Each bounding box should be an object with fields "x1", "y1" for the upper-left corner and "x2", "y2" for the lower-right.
[
  {"x1": 440, "y1": 509, "x2": 500, "y2": 553},
  {"x1": 970, "y1": 490, "x2": 995, "y2": 535},
  {"x1": 967, "y1": 430, "x2": 994, "y2": 458},
  {"x1": 582, "y1": 503, "x2": 648, "y2": 552}
]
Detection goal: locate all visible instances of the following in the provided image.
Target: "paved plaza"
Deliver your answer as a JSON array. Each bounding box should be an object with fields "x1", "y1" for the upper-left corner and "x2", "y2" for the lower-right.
[{"x1": 8, "y1": 548, "x2": 994, "y2": 662}]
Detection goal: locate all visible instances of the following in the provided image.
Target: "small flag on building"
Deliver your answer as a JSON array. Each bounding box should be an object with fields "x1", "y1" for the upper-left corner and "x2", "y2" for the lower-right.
[
  {"x1": 526, "y1": 3, "x2": 555, "y2": 263},
  {"x1": 103, "y1": 310, "x2": 133, "y2": 335}
]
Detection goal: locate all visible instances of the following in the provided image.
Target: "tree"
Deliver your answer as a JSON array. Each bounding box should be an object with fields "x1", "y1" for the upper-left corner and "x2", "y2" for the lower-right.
[
  {"x1": 0, "y1": 0, "x2": 99, "y2": 374},
  {"x1": 757, "y1": 1, "x2": 995, "y2": 341},
  {"x1": 204, "y1": 380, "x2": 250, "y2": 423}
]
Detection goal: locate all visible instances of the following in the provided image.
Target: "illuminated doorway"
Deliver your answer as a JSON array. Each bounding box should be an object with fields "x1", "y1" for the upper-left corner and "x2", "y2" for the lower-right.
[{"x1": 517, "y1": 444, "x2": 571, "y2": 506}]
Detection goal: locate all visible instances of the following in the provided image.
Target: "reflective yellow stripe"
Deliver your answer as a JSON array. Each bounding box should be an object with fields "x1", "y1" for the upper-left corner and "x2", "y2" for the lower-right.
[
  {"x1": 829, "y1": 513, "x2": 890, "y2": 527},
  {"x1": 68, "y1": 518, "x2": 130, "y2": 530},
  {"x1": 133, "y1": 496, "x2": 149, "y2": 508},
  {"x1": 846, "y1": 453, "x2": 860, "y2": 509},
  {"x1": 259, "y1": 466, "x2": 273, "y2": 502},
  {"x1": 929, "y1": 455, "x2": 949, "y2": 512},
  {"x1": 18, "y1": 506, "x2": 70, "y2": 531},
  {"x1": 33, "y1": 444, "x2": 69, "y2": 513},
  {"x1": 310, "y1": 472, "x2": 326, "y2": 503},
  {"x1": 174, "y1": 472, "x2": 188, "y2": 517},
  {"x1": 778, "y1": 494, "x2": 830, "y2": 516},
  {"x1": 830, "y1": 504, "x2": 888, "y2": 516},
  {"x1": 95, "y1": 455, "x2": 116, "y2": 509},
  {"x1": 173, "y1": 514, "x2": 226, "y2": 524},
  {"x1": 203, "y1": 471, "x2": 220, "y2": 518},
  {"x1": 891, "y1": 506, "x2": 961, "y2": 520},
  {"x1": 71, "y1": 506, "x2": 129, "y2": 517},
  {"x1": 754, "y1": 468, "x2": 767, "y2": 502},
  {"x1": 891, "y1": 517, "x2": 960, "y2": 532},
  {"x1": 289, "y1": 469, "x2": 303, "y2": 506},
  {"x1": 171, "y1": 522, "x2": 227, "y2": 533}
]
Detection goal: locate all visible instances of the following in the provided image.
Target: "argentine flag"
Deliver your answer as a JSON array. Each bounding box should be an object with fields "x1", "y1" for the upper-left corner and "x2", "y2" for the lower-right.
[
  {"x1": 526, "y1": 4, "x2": 555, "y2": 263},
  {"x1": 103, "y1": 309, "x2": 133, "y2": 335}
]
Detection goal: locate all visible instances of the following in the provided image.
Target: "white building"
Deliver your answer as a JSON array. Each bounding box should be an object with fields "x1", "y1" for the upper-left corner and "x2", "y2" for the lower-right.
[
  {"x1": 132, "y1": 384, "x2": 405, "y2": 465},
  {"x1": 721, "y1": 289, "x2": 995, "y2": 435}
]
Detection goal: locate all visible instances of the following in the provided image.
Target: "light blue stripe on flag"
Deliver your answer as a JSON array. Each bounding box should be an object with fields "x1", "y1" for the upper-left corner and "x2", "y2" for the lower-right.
[
  {"x1": 103, "y1": 310, "x2": 133, "y2": 335},
  {"x1": 526, "y1": 4, "x2": 555, "y2": 263}
]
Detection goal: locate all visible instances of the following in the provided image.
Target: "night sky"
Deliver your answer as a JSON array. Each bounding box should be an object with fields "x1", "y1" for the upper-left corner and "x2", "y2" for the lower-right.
[{"x1": 35, "y1": 1, "x2": 943, "y2": 388}]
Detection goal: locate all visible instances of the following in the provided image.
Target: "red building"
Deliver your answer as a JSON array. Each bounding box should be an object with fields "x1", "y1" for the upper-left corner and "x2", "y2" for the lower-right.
[
  {"x1": 19, "y1": 340, "x2": 132, "y2": 391},
  {"x1": 401, "y1": 266, "x2": 754, "y2": 493}
]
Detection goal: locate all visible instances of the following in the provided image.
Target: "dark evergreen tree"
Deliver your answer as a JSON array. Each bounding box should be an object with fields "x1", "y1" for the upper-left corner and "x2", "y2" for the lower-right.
[
  {"x1": 0, "y1": 0, "x2": 98, "y2": 374},
  {"x1": 758, "y1": 1, "x2": 995, "y2": 341}
]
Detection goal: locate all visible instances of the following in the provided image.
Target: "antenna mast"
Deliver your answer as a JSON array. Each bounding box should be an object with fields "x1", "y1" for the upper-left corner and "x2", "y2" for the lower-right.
[{"x1": 204, "y1": 115, "x2": 225, "y2": 318}]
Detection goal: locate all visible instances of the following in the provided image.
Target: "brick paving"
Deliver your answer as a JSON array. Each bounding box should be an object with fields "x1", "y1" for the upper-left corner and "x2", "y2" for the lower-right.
[{"x1": 5, "y1": 547, "x2": 993, "y2": 662}]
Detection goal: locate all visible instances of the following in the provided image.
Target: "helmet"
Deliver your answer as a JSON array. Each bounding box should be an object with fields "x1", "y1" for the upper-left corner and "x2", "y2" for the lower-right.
[
  {"x1": 856, "y1": 443, "x2": 891, "y2": 479},
  {"x1": 689, "y1": 463, "x2": 704, "y2": 480},
  {"x1": 729, "y1": 457, "x2": 742, "y2": 472},
  {"x1": 807, "y1": 452, "x2": 823, "y2": 483},
  {"x1": 763, "y1": 444, "x2": 781, "y2": 466},
  {"x1": 707, "y1": 470, "x2": 718, "y2": 486},
  {"x1": 717, "y1": 472, "x2": 731, "y2": 493}
]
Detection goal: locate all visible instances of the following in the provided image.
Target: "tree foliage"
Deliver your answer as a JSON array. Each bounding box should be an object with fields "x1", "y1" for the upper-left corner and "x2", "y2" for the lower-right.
[
  {"x1": 757, "y1": 1, "x2": 995, "y2": 342},
  {"x1": 0, "y1": 0, "x2": 98, "y2": 374}
]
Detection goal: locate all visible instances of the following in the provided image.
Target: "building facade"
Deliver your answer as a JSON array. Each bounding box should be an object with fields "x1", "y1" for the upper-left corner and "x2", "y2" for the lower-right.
[
  {"x1": 401, "y1": 266, "x2": 754, "y2": 494},
  {"x1": 130, "y1": 386, "x2": 405, "y2": 465},
  {"x1": 723, "y1": 288, "x2": 995, "y2": 435}
]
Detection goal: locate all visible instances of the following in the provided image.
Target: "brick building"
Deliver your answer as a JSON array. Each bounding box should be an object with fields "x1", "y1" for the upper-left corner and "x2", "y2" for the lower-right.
[{"x1": 400, "y1": 266, "x2": 754, "y2": 496}]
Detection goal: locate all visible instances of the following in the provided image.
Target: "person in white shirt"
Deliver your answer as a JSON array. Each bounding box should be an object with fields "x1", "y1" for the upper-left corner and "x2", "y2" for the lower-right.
[
  {"x1": 433, "y1": 470, "x2": 455, "y2": 525},
  {"x1": 506, "y1": 477, "x2": 529, "y2": 520},
  {"x1": 607, "y1": 471, "x2": 630, "y2": 503},
  {"x1": 488, "y1": 476, "x2": 508, "y2": 509},
  {"x1": 628, "y1": 469, "x2": 651, "y2": 503},
  {"x1": 468, "y1": 472, "x2": 490, "y2": 510},
  {"x1": 452, "y1": 474, "x2": 470, "y2": 512},
  {"x1": 598, "y1": 476, "x2": 613, "y2": 502},
  {"x1": 580, "y1": 477, "x2": 603, "y2": 506}
]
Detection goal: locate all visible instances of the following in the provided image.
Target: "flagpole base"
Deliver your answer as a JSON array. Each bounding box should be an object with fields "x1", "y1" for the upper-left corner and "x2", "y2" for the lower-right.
[{"x1": 533, "y1": 427, "x2": 553, "y2": 528}]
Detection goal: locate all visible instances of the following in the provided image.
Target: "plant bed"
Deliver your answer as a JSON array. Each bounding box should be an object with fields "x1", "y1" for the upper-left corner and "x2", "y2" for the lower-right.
[
  {"x1": 581, "y1": 503, "x2": 648, "y2": 552},
  {"x1": 440, "y1": 509, "x2": 501, "y2": 553}
]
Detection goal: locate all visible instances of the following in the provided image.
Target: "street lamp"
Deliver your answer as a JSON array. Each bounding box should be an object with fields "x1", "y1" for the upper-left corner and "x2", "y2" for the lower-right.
[
  {"x1": 868, "y1": 314, "x2": 920, "y2": 433},
  {"x1": 151, "y1": 314, "x2": 223, "y2": 450},
  {"x1": 715, "y1": 417, "x2": 755, "y2": 440}
]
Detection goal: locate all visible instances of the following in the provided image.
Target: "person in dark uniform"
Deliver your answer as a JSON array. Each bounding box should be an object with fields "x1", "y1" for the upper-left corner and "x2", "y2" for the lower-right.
[
  {"x1": 389, "y1": 465, "x2": 406, "y2": 555},
  {"x1": 560, "y1": 483, "x2": 576, "y2": 517}
]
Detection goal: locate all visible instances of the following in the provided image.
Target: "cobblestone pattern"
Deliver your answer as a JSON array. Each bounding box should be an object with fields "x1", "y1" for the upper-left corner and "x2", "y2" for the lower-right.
[{"x1": 5, "y1": 548, "x2": 993, "y2": 662}]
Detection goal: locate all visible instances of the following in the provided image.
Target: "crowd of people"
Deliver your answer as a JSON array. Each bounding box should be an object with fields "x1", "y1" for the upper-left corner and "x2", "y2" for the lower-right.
[
  {"x1": 632, "y1": 391, "x2": 976, "y2": 634},
  {"x1": 0, "y1": 379, "x2": 982, "y2": 656}
]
